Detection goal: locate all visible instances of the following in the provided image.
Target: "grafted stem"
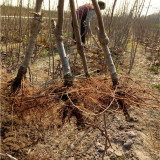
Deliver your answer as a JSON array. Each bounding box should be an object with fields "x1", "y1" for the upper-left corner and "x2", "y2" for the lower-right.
[
  {"x1": 92, "y1": 0, "x2": 119, "y2": 86},
  {"x1": 53, "y1": 0, "x2": 73, "y2": 86}
]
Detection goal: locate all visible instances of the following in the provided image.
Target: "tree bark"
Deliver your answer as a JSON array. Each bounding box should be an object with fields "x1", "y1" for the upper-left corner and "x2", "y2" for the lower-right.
[
  {"x1": 11, "y1": 0, "x2": 43, "y2": 92},
  {"x1": 69, "y1": 0, "x2": 89, "y2": 77},
  {"x1": 52, "y1": 0, "x2": 73, "y2": 86},
  {"x1": 91, "y1": 0, "x2": 119, "y2": 86}
]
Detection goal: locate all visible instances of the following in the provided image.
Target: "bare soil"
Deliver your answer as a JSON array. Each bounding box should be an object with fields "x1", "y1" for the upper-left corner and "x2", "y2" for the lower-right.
[{"x1": 1, "y1": 45, "x2": 160, "y2": 160}]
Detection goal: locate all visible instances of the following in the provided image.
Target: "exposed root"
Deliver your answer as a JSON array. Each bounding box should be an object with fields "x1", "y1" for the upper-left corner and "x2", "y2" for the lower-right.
[
  {"x1": 1, "y1": 70, "x2": 160, "y2": 159},
  {"x1": 1, "y1": 72, "x2": 159, "y2": 129},
  {"x1": 10, "y1": 66, "x2": 27, "y2": 93}
]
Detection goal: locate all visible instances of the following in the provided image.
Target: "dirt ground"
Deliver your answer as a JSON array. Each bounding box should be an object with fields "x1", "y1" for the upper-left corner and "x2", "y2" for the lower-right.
[{"x1": 1, "y1": 45, "x2": 160, "y2": 160}]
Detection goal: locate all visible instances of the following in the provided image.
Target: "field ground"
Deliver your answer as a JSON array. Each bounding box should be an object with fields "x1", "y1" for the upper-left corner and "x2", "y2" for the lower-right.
[
  {"x1": 1, "y1": 43, "x2": 160, "y2": 160},
  {"x1": 1, "y1": 3, "x2": 160, "y2": 160}
]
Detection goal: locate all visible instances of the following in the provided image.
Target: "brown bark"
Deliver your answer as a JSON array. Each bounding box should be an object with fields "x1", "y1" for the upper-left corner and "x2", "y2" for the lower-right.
[
  {"x1": 35, "y1": 0, "x2": 43, "y2": 13},
  {"x1": 70, "y1": 0, "x2": 89, "y2": 77},
  {"x1": 11, "y1": 0, "x2": 43, "y2": 92}
]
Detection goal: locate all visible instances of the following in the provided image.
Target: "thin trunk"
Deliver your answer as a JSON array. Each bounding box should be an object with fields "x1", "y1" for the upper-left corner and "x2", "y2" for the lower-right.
[
  {"x1": 18, "y1": 0, "x2": 22, "y2": 64},
  {"x1": 108, "y1": 0, "x2": 117, "y2": 35},
  {"x1": 11, "y1": 0, "x2": 43, "y2": 92},
  {"x1": 52, "y1": 0, "x2": 73, "y2": 86},
  {"x1": 128, "y1": 36, "x2": 139, "y2": 74},
  {"x1": 48, "y1": 0, "x2": 51, "y2": 76},
  {"x1": 69, "y1": 0, "x2": 89, "y2": 77},
  {"x1": 91, "y1": 0, "x2": 119, "y2": 86},
  {"x1": 48, "y1": 0, "x2": 55, "y2": 80}
]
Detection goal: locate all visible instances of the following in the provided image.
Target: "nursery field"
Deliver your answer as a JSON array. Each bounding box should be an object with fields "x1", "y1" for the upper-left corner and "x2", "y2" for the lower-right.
[{"x1": 0, "y1": 1, "x2": 160, "y2": 160}]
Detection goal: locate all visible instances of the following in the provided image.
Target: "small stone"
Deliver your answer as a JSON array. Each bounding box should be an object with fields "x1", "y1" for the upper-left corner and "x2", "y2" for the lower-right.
[
  {"x1": 126, "y1": 131, "x2": 137, "y2": 138},
  {"x1": 123, "y1": 140, "x2": 133, "y2": 149},
  {"x1": 94, "y1": 155, "x2": 100, "y2": 159},
  {"x1": 115, "y1": 150, "x2": 123, "y2": 157},
  {"x1": 95, "y1": 142, "x2": 105, "y2": 153},
  {"x1": 70, "y1": 144, "x2": 75, "y2": 150}
]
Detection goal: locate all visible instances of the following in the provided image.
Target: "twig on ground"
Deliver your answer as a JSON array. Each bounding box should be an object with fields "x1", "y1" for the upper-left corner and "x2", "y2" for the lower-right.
[{"x1": 0, "y1": 153, "x2": 18, "y2": 160}]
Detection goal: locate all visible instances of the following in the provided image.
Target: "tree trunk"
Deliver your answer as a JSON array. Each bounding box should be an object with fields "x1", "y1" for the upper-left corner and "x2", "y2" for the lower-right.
[
  {"x1": 69, "y1": 0, "x2": 89, "y2": 77},
  {"x1": 11, "y1": 0, "x2": 43, "y2": 92},
  {"x1": 91, "y1": 0, "x2": 119, "y2": 86},
  {"x1": 52, "y1": 0, "x2": 73, "y2": 86}
]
